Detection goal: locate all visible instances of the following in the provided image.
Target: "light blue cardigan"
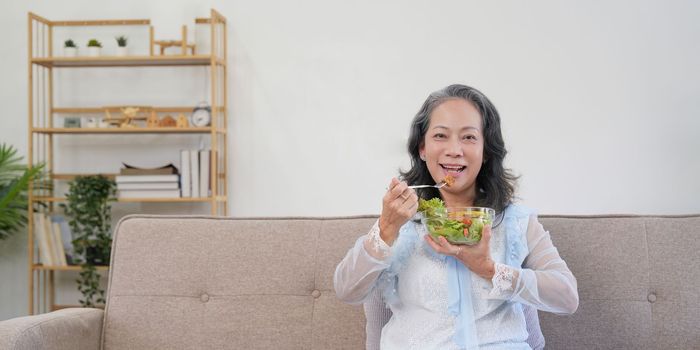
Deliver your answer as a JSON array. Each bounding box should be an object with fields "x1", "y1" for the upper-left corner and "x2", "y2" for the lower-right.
[{"x1": 376, "y1": 204, "x2": 532, "y2": 349}]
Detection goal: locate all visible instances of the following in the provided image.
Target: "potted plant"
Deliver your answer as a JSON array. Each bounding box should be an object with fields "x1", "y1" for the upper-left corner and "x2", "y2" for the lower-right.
[
  {"x1": 86, "y1": 39, "x2": 102, "y2": 57},
  {"x1": 64, "y1": 39, "x2": 78, "y2": 57},
  {"x1": 60, "y1": 175, "x2": 116, "y2": 307},
  {"x1": 0, "y1": 144, "x2": 44, "y2": 241},
  {"x1": 115, "y1": 36, "x2": 128, "y2": 56}
]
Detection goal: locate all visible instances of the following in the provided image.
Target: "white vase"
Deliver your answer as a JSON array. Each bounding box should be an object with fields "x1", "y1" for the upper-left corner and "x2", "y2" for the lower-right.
[
  {"x1": 64, "y1": 47, "x2": 77, "y2": 57},
  {"x1": 116, "y1": 47, "x2": 128, "y2": 56},
  {"x1": 87, "y1": 47, "x2": 101, "y2": 57}
]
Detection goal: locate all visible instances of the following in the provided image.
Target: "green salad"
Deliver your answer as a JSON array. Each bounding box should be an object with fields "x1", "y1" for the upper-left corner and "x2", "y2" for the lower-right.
[{"x1": 418, "y1": 198, "x2": 494, "y2": 245}]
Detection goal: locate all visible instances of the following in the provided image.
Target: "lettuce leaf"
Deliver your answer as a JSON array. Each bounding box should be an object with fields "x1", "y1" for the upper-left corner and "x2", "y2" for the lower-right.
[{"x1": 418, "y1": 198, "x2": 447, "y2": 218}]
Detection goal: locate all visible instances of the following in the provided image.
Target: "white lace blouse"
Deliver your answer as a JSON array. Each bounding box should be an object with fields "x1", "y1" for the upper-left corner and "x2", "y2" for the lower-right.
[{"x1": 334, "y1": 213, "x2": 578, "y2": 350}]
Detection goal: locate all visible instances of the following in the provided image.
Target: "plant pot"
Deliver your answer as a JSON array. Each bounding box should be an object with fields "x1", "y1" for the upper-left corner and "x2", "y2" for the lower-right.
[
  {"x1": 87, "y1": 46, "x2": 101, "y2": 57},
  {"x1": 116, "y1": 46, "x2": 128, "y2": 56},
  {"x1": 85, "y1": 244, "x2": 110, "y2": 265},
  {"x1": 84, "y1": 238, "x2": 111, "y2": 266},
  {"x1": 64, "y1": 47, "x2": 78, "y2": 57}
]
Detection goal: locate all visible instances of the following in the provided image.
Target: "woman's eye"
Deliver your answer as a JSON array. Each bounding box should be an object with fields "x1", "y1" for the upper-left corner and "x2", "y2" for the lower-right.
[
  {"x1": 433, "y1": 133, "x2": 446, "y2": 139},
  {"x1": 462, "y1": 135, "x2": 477, "y2": 141}
]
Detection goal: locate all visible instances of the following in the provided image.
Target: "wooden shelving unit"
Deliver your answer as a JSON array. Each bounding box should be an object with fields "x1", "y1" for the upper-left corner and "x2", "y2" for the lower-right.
[
  {"x1": 31, "y1": 55, "x2": 216, "y2": 68},
  {"x1": 33, "y1": 264, "x2": 110, "y2": 272},
  {"x1": 32, "y1": 127, "x2": 216, "y2": 134},
  {"x1": 27, "y1": 10, "x2": 228, "y2": 314}
]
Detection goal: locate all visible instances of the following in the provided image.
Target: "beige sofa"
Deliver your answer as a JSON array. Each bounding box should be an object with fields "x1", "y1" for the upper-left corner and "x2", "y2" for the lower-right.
[{"x1": 1, "y1": 214, "x2": 698, "y2": 349}]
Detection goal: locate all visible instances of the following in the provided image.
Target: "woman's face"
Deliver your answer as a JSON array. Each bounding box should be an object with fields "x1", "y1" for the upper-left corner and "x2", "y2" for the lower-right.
[{"x1": 419, "y1": 98, "x2": 484, "y2": 204}]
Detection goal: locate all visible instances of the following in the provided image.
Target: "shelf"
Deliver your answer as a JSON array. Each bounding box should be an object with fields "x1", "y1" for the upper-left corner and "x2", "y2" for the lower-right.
[
  {"x1": 49, "y1": 173, "x2": 226, "y2": 180},
  {"x1": 31, "y1": 55, "x2": 218, "y2": 68},
  {"x1": 32, "y1": 127, "x2": 214, "y2": 134},
  {"x1": 117, "y1": 197, "x2": 215, "y2": 203},
  {"x1": 52, "y1": 304, "x2": 105, "y2": 311},
  {"x1": 33, "y1": 264, "x2": 109, "y2": 271},
  {"x1": 53, "y1": 106, "x2": 195, "y2": 114},
  {"x1": 32, "y1": 196, "x2": 216, "y2": 203}
]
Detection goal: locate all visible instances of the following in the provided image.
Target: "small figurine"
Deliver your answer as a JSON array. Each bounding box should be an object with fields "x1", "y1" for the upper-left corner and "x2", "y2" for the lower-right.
[
  {"x1": 176, "y1": 113, "x2": 189, "y2": 128},
  {"x1": 159, "y1": 115, "x2": 177, "y2": 127},
  {"x1": 146, "y1": 111, "x2": 159, "y2": 128},
  {"x1": 103, "y1": 106, "x2": 152, "y2": 128},
  {"x1": 119, "y1": 107, "x2": 140, "y2": 128}
]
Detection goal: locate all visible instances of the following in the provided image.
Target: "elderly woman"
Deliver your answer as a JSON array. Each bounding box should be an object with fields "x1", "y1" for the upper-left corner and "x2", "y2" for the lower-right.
[{"x1": 335, "y1": 84, "x2": 578, "y2": 349}]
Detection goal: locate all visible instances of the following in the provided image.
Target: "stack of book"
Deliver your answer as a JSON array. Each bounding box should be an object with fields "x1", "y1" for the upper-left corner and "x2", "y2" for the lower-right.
[
  {"x1": 116, "y1": 163, "x2": 181, "y2": 198},
  {"x1": 180, "y1": 149, "x2": 212, "y2": 198},
  {"x1": 34, "y1": 213, "x2": 74, "y2": 266}
]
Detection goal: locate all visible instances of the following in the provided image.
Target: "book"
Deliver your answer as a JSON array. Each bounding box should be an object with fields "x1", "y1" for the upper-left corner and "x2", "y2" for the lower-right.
[
  {"x1": 199, "y1": 149, "x2": 210, "y2": 197},
  {"x1": 41, "y1": 213, "x2": 59, "y2": 266},
  {"x1": 52, "y1": 221, "x2": 68, "y2": 266},
  {"x1": 117, "y1": 182, "x2": 180, "y2": 190},
  {"x1": 190, "y1": 150, "x2": 200, "y2": 198},
  {"x1": 120, "y1": 162, "x2": 179, "y2": 175},
  {"x1": 118, "y1": 189, "x2": 182, "y2": 198},
  {"x1": 180, "y1": 149, "x2": 191, "y2": 198},
  {"x1": 34, "y1": 213, "x2": 53, "y2": 266},
  {"x1": 115, "y1": 174, "x2": 179, "y2": 183},
  {"x1": 52, "y1": 215, "x2": 75, "y2": 265}
]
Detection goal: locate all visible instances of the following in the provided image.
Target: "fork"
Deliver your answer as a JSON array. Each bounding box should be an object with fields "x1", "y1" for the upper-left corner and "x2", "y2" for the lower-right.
[{"x1": 408, "y1": 181, "x2": 447, "y2": 189}]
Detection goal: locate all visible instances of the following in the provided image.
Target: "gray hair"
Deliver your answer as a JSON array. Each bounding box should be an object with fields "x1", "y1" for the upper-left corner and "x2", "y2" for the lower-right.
[{"x1": 399, "y1": 84, "x2": 517, "y2": 213}]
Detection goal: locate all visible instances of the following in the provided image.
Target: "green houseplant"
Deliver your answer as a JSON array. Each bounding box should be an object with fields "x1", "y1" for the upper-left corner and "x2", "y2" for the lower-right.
[
  {"x1": 115, "y1": 36, "x2": 127, "y2": 47},
  {"x1": 63, "y1": 39, "x2": 78, "y2": 57},
  {"x1": 60, "y1": 175, "x2": 116, "y2": 307},
  {"x1": 86, "y1": 39, "x2": 102, "y2": 57},
  {"x1": 87, "y1": 39, "x2": 102, "y2": 47},
  {"x1": 0, "y1": 144, "x2": 44, "y2": 240},
  {"x1": 115, "y1": 36, "x2": 128, "y2": 56}
]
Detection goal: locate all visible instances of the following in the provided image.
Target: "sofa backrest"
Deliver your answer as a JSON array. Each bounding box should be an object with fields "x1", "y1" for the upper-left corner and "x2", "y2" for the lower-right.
[
  {"x1": 538, "y1": 214, "x2": 700, "y2": 349},
  {"x1": 103, "y1": 215, "x2": 374, "y2": 350},
  {"x1": 103, "y1": 214, "x2": 700, "y2": 349}
]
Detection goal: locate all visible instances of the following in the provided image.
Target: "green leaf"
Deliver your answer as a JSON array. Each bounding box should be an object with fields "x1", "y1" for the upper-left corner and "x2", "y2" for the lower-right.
[{"x1": 0, "y1": 143, "x2": 45, "y2": 240}]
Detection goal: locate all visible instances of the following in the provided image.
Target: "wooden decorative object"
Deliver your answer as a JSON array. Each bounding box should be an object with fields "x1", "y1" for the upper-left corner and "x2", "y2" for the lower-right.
[
  {"x1": 146, "y1": 111, "x2": 159, "y2": 127},
  {"x1": 103, "y1": 106, "x2": 152, "y2": 128},
  {"x1": 119, "y1": 107, "x2": 138, "y2": 128},
  {"x1": 159, "y1": 115, "x2": 176, "y2": 127},
  {"x1": 176, "y1": 113, "x2": 189, "y2": 128},
  {"x1": 153, "y1": 25, "x2": 196, "y2": 55}
]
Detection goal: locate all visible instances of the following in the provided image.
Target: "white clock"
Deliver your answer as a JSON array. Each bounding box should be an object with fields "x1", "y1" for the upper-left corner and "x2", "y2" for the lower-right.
[{"x1": 191, "y1": 102, "x2": 211, "y2": 127}]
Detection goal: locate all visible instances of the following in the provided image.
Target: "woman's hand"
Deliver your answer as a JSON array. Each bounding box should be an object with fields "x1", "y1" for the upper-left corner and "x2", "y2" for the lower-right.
[
  {"x1": 424, "y1": 225, "x2": 495, "y2": 279},
  {"x1": 378, "y1": 178, "x2": 418, "y2": 246}
]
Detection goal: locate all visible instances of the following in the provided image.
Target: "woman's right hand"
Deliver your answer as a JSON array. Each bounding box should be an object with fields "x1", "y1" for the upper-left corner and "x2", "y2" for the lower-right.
[{"x1": 379, "y1": 178, "x2": 418, "y2": 246}]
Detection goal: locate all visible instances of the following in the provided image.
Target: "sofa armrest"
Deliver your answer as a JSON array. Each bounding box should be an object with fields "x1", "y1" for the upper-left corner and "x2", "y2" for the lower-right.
[{"x1": 0, "y1": 308, "x2": 103, "y2": 350}]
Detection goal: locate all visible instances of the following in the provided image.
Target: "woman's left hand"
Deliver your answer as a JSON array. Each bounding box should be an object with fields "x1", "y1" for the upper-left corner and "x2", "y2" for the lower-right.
[{"x1": 424, "y1": 225, "x2": 495, "y2": 280}]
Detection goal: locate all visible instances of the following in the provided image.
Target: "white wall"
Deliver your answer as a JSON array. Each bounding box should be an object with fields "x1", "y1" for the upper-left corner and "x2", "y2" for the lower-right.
[{"x1": 1, "y1": 0, "x2": 699, "y2": 320}]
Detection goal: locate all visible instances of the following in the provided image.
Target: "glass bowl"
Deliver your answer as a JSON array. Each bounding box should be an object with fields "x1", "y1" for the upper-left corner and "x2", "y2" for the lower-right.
[{"x1": 421, "y1": 207, "x2": 495, "y2": 245}]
